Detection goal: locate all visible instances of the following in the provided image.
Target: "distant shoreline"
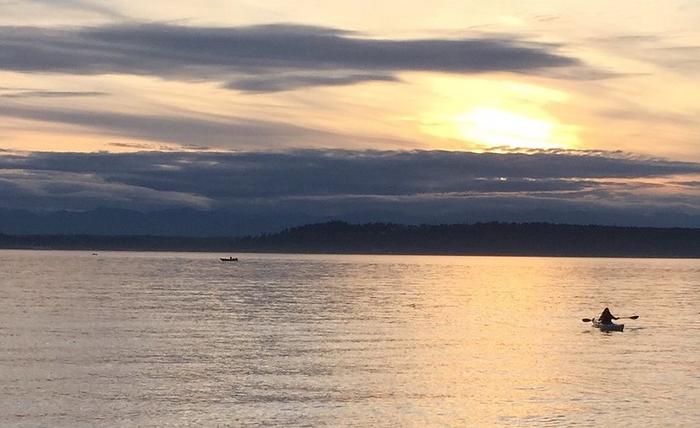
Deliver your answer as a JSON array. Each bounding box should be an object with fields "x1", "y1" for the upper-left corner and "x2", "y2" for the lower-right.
[
  {"x1": 1, "y1": 247, "x2": 699, "y2": 260},
  {"x1": 2, "y1": 221, "x2": 699, "y2": 259}
]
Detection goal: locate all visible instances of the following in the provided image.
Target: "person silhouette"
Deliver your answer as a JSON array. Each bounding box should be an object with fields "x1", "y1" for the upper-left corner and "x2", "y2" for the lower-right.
[{"x1": 598, "y1": 307, "x2": 619, "y2": 324}]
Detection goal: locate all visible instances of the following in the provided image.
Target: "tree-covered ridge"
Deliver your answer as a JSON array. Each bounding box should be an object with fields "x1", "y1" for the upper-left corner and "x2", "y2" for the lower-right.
[{"x1": 238, "y1": 221, "x2": 700, "y2": 257}]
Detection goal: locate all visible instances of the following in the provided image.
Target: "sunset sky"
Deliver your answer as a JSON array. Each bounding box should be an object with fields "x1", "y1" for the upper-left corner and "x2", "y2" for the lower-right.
[{"x1": 1, "y1": 1, "x2": 699, "y2": 232}]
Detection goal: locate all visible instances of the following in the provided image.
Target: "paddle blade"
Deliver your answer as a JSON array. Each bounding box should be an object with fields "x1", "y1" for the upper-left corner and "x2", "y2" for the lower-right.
[
  {"x1": 582, "y1": 318, "x2": 593, "y2": 323},
  {"x1": 629, "y1": 315, "x2": 639, "y2": 320}
]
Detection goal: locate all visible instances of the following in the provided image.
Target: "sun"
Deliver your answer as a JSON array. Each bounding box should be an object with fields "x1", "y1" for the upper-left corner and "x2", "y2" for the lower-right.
[
  {"x1": 415, "y1": 77, "x2": 580, "y2": 151},
  {"x1": 456, "y1": 107, "x2": 560, "y2": 150}
]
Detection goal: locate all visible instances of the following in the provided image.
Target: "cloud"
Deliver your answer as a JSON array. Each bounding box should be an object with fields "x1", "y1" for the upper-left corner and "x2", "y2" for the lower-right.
[
  {"x1": 673, "y1": 180, "x2": 700, "y2": 187},
  {"x1": 0, "y1": 89, "x2": 108, "y2": 98},
  {"x1": 599, "y1": 106, "x2": 698, "y2": 127},
  {"x1": 0, "y1": 104, "x2": 355, "y2": 149},
  {"x1": 0, "y1": 169, "x2": 211, "y2": 211},
  {"x1": 0, "y1": 23, "x2": 582, "y2": 91},
  {"x1": 226, "y1": 72, "x2": 399, "y2": 93},
  {"x1": 591, "y1": 33, "x2": 700, "y2": 74},
  {"x1": 11, "y1": 0, "x2": 128, "y2": 20},
  {"x1": 1, "y1": 150, "x2": 699, "y2": 220}
]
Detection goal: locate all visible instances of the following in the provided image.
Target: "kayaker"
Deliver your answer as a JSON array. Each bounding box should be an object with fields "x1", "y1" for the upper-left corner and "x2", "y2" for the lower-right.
[{"x1": 598, "y1": 307, "x2": 619, "y2": 324}]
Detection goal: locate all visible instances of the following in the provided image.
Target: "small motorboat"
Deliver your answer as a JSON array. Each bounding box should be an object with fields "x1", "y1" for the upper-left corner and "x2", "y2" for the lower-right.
[
  {"x1": 592, "y1": 318, "x2": 624, "y2": 332},
  {"x1": 220, "y1": 256, "x2": 238, "y2": 262}
]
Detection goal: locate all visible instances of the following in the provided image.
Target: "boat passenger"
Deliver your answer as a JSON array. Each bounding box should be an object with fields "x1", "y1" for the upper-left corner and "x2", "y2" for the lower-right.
[{"x1": 598, "y1": 307, "x2": 619, "y2": 324}]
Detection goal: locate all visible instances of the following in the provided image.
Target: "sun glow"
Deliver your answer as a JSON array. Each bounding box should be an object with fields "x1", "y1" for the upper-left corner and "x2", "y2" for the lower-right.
[
  {"x1": 416, "y1": 77, "x2": 580, "y2": 151},
  {"x1": 457, "y1": 107, "x2": 556, "y2": 149}
]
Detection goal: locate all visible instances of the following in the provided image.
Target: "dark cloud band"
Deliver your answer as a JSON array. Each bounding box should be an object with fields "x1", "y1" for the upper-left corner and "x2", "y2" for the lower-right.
[
  {"x1": 1, "y1": 149, "x2": 699, "y2": 229},
  {"x1": 0, "y1": 23, "x2": 580, "y2": 91},
  {"x1": 1, "y1": 148, "x2": 699, "y2": 197}
]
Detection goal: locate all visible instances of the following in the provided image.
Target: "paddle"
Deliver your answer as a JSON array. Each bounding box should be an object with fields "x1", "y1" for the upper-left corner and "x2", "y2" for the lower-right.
[{"x1": 582, "y1": 315, "x2": 639, "y2": 322}]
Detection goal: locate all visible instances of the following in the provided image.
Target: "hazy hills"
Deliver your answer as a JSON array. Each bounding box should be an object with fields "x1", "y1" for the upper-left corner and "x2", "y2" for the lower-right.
[
  {"x1": 2, "y1": 207, "x2": 700, "y2": 237},
  {"x1": 0, "y1": 207, "x2": 315, "y2": 236}
]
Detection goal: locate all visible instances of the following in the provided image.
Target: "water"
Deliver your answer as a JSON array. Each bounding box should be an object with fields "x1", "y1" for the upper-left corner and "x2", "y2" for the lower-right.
[{"x1": 1, "y1": 250, "x2": 698, "y2": 427}]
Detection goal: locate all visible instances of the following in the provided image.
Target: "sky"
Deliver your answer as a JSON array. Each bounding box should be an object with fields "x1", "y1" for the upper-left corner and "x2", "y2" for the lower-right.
[{"x1": 0, "y1": 0, "x2": 699, "y2": 231}]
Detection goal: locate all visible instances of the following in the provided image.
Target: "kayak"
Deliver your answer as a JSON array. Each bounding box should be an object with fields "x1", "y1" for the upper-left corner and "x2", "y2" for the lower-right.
[{"x1": 592, "y1": 318, "x2": 624, "y2": 332}]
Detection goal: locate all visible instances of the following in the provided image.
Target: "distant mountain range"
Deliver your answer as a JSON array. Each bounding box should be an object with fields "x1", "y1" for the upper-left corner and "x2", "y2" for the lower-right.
[
  {"x1": 0, "y1": 207, "x2": 316, "y2": 236},
  {"x1": 1, "y1": 221, "x2": 699, "y2": 258},
  {"x1": 2, "y1": 206, "x2": 700, "y2": 237}
]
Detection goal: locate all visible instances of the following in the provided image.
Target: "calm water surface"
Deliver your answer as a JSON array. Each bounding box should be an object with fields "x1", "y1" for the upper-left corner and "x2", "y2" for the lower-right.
[{"x1": 0, "y1": 250, "x2": 698, "y2": 427}]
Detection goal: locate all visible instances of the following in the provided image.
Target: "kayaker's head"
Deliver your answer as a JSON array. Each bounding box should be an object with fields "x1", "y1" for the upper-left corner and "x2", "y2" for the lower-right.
[{"x1": 602, "y1": 307, "x2": 611, "y2": 314}]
